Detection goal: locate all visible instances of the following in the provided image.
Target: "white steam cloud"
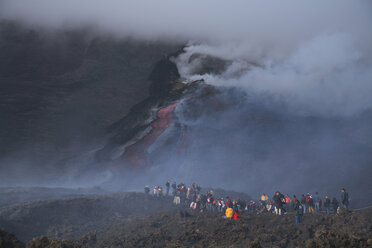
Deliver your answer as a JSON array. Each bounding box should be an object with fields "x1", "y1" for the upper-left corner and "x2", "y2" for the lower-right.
[
  {"x1": 176, "y1": 33, "x2": 372, "y2": 116},
  {"x1": 2, "y1": 0, "x2": 370, "y2": 116}
]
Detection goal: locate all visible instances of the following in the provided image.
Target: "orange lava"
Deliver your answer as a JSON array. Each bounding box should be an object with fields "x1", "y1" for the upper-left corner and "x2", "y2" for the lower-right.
[{"x1": 120, "y1": 103, "x2": 179, "y2": 168}]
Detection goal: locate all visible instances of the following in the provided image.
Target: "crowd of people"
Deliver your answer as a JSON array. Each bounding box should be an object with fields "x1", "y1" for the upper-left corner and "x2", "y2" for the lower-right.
[{"x1": 144, "y1": 181, "x2": 351, "y2": 227}]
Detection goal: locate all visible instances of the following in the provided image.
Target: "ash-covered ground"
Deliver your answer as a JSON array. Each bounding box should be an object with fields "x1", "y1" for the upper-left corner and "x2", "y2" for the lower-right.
[{"x1": 0, "y1": 188, "x2": 371, "y2": 248}]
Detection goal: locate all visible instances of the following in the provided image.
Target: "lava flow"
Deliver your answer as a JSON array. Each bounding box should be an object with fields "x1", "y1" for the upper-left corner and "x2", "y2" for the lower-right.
[{"x1": 119, "y1": 103, "x2": 179, "y2": 168}]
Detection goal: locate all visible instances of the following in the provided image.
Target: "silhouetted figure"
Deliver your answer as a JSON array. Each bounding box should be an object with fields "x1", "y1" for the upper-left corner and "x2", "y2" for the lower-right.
[
  {"x1": 171, "y1": 181, "x2": 177, "y2": 196},
  {"x1": 273, "y1": 191, "x2": 285, "y2": 215},
  {"x1": 165, "y1": 180, "x2": 170, "y2": 196},
  {"x1": 341, "y1": 188, "x2": 349, "y2": 210},
  {"x1": 314, "y1": 192, "x2": 320, "y2": 212},
  {"x1": 158, "y1": 186, "x2": 163, "y2": 197},
  {"x1": 324, "y1": 195, "x2": 331, "y2": 214},
  {"x1": 300, "y1": 194, "x2": 306, "y2": 214},
  {"x1": 291, "y1": 195, "x2": 298, "y2": 212},
  {"x1": 332, "y1": 197, "x2": 339, "y2": 214},
  {"x1": 293, "y1": 199, "x2": 303, "y2": 227},
  {"x1": 144, "y1": 185, "x2": 150, "y2": 195}
]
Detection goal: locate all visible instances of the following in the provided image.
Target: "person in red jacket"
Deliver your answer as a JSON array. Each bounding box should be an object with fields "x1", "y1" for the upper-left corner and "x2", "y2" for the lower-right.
[{"x1": 233, "y1": 210, "x2": 241, "y2": 220}]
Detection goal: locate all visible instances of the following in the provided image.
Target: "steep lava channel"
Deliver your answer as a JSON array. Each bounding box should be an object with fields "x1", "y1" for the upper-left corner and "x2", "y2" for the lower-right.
[{"x1": 120, "y1": 103, "x2": 179, "y2": 168}]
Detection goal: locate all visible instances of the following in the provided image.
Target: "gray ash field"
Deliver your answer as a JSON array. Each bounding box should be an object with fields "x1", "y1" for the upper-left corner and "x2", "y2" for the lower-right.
[{"x1": 0, "y1": 189, "x2": 371, "y2": 248}]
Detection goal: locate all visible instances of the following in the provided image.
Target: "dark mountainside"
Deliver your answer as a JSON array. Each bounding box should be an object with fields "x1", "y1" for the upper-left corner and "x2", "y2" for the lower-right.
[{"x1": 0, "y1": 21, "x2": 183, "y2": 182}]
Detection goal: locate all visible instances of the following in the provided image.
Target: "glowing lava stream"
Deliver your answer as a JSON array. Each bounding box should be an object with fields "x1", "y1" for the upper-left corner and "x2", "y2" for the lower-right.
[{"x1": 120, "y1": 103, "x2": 179, "y2": 168}]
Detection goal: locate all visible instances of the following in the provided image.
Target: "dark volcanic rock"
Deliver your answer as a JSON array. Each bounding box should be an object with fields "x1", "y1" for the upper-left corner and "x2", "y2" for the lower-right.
[
  {"x1": 80, "y1": 209, "x2": 372, "y2": 248},
  {"x1": 0, "y1": 228, "x2": 24, "y2": 248},
  {"x1": 0, "y1": 21, "x2": 183, "y2": 179},
  {"x1": 26, "y1": 236, "x2": 81, "y2": 248},
  {"x1": 0, "y1": 192, "x2": 174, "y2": 241}
]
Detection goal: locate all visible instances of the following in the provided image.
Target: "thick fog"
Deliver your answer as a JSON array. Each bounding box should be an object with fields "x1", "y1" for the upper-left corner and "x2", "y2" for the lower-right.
[{"x1": 1, "y1": 0, "x2": 372, "y2": 201}]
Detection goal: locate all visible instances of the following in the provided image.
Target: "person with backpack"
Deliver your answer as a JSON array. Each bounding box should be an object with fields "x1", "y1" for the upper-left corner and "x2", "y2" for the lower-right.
[
  {"x1": 332, "y1": 197, "x2": 339, "y2": 214},
  {"x1": 293, "y1": 199, "x2": 303, "y2": 227},
  {"x1": 165, "y1": 180, "x2": 170, "y2": 196},
  {"x1": 341, "y1": 188, "x2": 349, "y2": 210}
]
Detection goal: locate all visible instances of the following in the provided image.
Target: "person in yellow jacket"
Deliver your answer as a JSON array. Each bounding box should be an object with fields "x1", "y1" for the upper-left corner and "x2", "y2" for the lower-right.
[
  {"x1": 261, "y1": 193, "x2": 269, "y2": 206},
  {"x1": 225, "y1": 207, "x2": 234, "y2": 219}
]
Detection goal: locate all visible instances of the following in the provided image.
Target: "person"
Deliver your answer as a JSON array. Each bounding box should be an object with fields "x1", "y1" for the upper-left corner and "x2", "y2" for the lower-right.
[
  {"x1": 233, "y1": 210, "x2": 241, "y2": 220},
  {"x1": 332, "y1": 197, "x2": 339, "y2": 214},
  {"x1": 165, "y1": 180, "x2": 170, "y2": 196},
  {"x1": 285, "y1": 194, "x2": 291, "y2": 211},
  {"x1": 207, "y1": 195, "x2": 213, "y2": 212},
  {"x1": 225, "y1": 207, "x2": 234, "y2": 219},
  {"x1": 153, "y1": 186, "x2": 158, "y2": 197},
  {"x1": 240, "y1": 199, "x2": 246, "y2": 213},
  {"x1": 293, "y1": 199, "x2": 303, "y2": 227},
  {"x1": 173, "y1": 191, "x2": 181, "y2": 205},
  {"x1": 273, "y1": 191, "x2": 285, "y2": 215},
  {"x1": 190, "y1": 201, "x2": 197, "y2": 210},
  {"x1": 314, "y1": 192, "x2": 320, "y2": 212},
  {"x1": 236, "y1": 197, "x2": 242, "y2": 211},
  {"x1": 306, "y1": 194, "x2": 314, "y2": 213},
  {"x1": 266, "y1": 201, "x2": 273, "y2": 213},
  {"x1": 171, "y1": 181, "x2": 177, "y2": 196},
  {"x1": 324, "y1": 195, "x2": 331, "y2": 214},
  {"x1": 226, "y1": 197, "x2": 232, "y2": 209},
  {"x1": 196, "y1": 184, "x2": 201, "y2": 194},
  {"x1": 158, "y1": 186, "x2": 163, "y2": 197},
  {"x1": 292, "y1": 195, "x2": 298, "y2": 212},
  {"x1": 144, "y1": 185, "x2": 150, "y2": 195},
  {"x1": 300, "y1": 194, "x2": 306, "y2": 214},
  {"x1": 261, "y1": 193, "x2": 268, "y2": 206},
  {"x1": 341, "y1": 188, "x2": 349, "y2": 210}
]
